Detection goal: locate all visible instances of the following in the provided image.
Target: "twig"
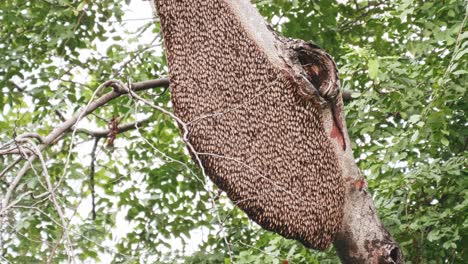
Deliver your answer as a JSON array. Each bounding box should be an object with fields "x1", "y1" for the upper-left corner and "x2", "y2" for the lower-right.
[
  {"x1": 25, "y1": 139, "x2": 75, "y2": 262},
  {"x1": 110, "y1": 35, "x2": 160, "y2": 78},
  {"x1": 211, "y1": 198, "x2": 234, "y2": 260},
  {"x1": 0, "y1": 158, "x2": 22, "y2": 179},
  {"x1": 77, "y1": 118, "x2": 151, "y2": 138},
  {"x1": 0, "y1": 147, "x2": 33, "y2": 155},
  {"x1": 54, "y1": 110, "x2": 66, "y2": 122},
  {"x1": 89, "y1": 137, "x2": 100, "y2": 220},
  {"x1": 0, "y1": 191, "x2": 33, "y2": 213},
  {"x1": 338, "y1": 2, "x2": 389, "y2": 31}
]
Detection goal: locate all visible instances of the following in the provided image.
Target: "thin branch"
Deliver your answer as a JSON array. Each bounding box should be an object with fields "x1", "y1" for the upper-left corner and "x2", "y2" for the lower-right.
[
  {"x1": 1, "y1": 133, "x2": 44, "y2": 152},
  {"x1": 1, "y1": 191, "x2": 33, "y2": 213},
  {"x1": 54, "y1": 110, "x2": 67, "y2": 122},
  {"x1": 111, "y1": 35, "x2": 160, "y2": 78},
  {"x1": 25, "y1": 139, "x2": 75, "y2": 261},
  {"x1": 89, "y1": 137, "x2": 100, "y2": 220},
  {"x1": 338, "y1": 2, "x2": 389, "y2": 31},
  {"x1": 76, "y1": 118, "x2": 151, "y2": 138},
  {"x1": 10, "y1": 81, "x2": 31, "y2": 96},
  {"x1": 0, "y1": 158, "x2": 22, "y2": 179},
  {"x1": 211, "y1": 197, "x2": 234, "y2": 258},
  {"x1": 0, "y1": 147, "x2": 32, "y2": 155}
]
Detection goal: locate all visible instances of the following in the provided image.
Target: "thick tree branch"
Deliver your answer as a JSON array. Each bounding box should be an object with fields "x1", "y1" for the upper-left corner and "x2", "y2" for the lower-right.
[{"x1": 42, "y1": 78, "x2": 168, "y2": 147}]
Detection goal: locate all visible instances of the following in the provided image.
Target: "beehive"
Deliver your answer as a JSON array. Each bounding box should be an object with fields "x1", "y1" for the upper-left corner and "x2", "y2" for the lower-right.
[{"x1": 155, "y1": 0, "x2": 344, "y2": 250}]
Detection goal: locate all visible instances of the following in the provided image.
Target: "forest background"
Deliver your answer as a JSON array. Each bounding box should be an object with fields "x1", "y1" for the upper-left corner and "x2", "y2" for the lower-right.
[{"x1": 0, "y1": 0, "x2": 466, "y2": 263}]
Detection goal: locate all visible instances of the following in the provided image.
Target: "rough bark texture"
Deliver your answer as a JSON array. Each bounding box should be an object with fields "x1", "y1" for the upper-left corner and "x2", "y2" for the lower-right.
[{"x1": 153, "y1": 0, "x2": 404, "y2": 262}]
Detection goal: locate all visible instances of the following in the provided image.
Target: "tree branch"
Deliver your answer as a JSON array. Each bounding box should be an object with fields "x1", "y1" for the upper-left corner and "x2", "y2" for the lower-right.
[
  {"x1": 0, "y1": 77, "x2": 169, "y2": 218},
  {"x1": 0, "y1": 78, "x2": 169, "y2": 156},
  {"x1": 89, "y1": 137, "x2": 100, "y2": 221},
  {"x1": 76, "y1": 118, "x2": 151, "y2": 138}
]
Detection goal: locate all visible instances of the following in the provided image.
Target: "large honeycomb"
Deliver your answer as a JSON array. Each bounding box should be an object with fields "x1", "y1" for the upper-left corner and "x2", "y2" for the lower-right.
[{"x1": 154, "y1": 0, "x2": 344, "y2": 250}]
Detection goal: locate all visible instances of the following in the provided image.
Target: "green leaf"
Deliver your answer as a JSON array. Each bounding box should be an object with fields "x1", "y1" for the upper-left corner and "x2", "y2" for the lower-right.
[
  {"x1": 408, "y1": 115, "x2": 420, "y2": 124},
  {"x1": 368, "y1": 58, "x2": 379, "y2": 79},
  {"x1": 441, "y1": 137, "x2": 449, "y2": 146}
]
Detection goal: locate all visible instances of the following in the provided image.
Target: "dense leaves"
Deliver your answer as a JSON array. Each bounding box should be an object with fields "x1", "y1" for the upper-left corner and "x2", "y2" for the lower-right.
[{"x1": 0, "y1": 0, "x2": 466, "y2": 263}]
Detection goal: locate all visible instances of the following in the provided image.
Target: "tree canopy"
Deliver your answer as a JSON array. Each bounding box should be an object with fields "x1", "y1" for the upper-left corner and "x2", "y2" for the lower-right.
[{"x1": 0, "y1": 0, "x2": 466, "y2": 263}]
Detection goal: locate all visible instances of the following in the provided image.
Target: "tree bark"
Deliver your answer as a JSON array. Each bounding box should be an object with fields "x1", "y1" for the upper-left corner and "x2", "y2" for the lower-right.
[{"x1": 152, "y1": 0, "x2": 404, "y2": 263}]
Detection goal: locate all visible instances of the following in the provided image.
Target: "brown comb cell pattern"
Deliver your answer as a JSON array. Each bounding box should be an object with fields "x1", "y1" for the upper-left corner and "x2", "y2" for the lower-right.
[{"x1": 155, "y1": 0, "x2": 344, "y2": 250}]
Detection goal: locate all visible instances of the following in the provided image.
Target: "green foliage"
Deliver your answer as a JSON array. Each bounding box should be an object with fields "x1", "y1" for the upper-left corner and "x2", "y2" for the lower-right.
[
  {"x1": 0, "y1": 0, "x2": 466, "y2": 263},
  {"x1": 255, "y1": 0, "x2": 467, "y2": 262}
]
